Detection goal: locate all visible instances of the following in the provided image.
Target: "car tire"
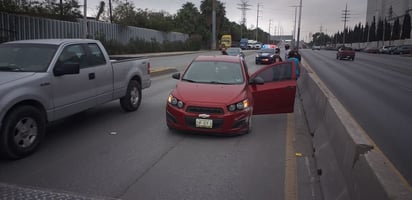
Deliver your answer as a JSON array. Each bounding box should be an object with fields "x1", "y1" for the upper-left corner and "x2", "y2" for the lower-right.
[
  {"x1": 120, "y1": 80, "x2": 142, "y2": 112},
  {"x1": 352, "y1": 57, "x2": 355, "y2": 61},
  {"x1": 255, "y1": 61, "x2": 259, "y2": 65},
  {"x1": 0, "y1": 105, "x2": 46, "y2": 159},
  {"x1": 336, "y1": 55, "x2": 339, "y2": 59}
]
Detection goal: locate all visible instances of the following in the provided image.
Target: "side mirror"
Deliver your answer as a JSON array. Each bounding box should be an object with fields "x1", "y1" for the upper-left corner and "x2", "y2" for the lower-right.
[
  {"x1": 53, "y1": 63, "x2": 80, "y2": 76},
  {"x1": 172, "y1": 73, "x2": 181, "y2": 80},
  {"x1": 249, "y1": 76, "x2": 264, "y2": 85}
]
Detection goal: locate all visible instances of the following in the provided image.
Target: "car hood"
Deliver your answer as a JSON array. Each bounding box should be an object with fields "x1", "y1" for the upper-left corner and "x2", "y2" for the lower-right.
[
  {"x1": 174, "y1": 81, "x2": 247, "y2": 104},
  {"x1": 0, "y1": 72, "x2": 35, "y2": 85}
]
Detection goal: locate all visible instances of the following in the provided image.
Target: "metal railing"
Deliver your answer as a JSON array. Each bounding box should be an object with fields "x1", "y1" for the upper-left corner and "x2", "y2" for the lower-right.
[{"x1": 0, "y1": 12, "x2": 188, "y2": 44}]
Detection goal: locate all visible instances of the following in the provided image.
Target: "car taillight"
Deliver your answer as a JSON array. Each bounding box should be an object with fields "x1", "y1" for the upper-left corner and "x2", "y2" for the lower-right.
[{"x1": 147, "y1": 62, "x2": 151, "y2": 74}]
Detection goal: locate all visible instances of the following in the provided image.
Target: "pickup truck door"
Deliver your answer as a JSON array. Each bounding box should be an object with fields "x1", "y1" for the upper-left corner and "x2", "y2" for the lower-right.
[
  {"x1": 51, "y1": 44, "x2": 97, "y2": 119},
  {"x1": 85, "y1": 43, "x2": 112, "y2": 104},
  {"x1": 249, "y1": 61, "x2": 297, "y2": 115}
]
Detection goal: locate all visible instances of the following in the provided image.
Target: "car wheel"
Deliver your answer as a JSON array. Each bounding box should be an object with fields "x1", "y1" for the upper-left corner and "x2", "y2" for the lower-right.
[
  {"x1": 336, "y1": 55, "x2": 339, "y2": 59},
  {"x1": 255, "y1": 61, "x2": 259, "y2": 65},
  {"x1": 120, "y1": 80, "x2": 142, "y2": 112},
  {"x1": 352, "y1": 57, "x2": 355, "y2": 61},
  {"x1": 0, "y1": 106, "x2": 46, "y2": 159}
]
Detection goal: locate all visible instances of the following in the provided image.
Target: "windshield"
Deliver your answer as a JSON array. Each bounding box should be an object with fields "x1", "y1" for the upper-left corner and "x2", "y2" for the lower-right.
[
  {"x1": 182, "y1": 61, "x2": 244, "y2": 84},
  {"x1": 258, "y1": 48, "x2": 275, "y2": 53},
  {"x1": 0, "y1": 43, "x2": 58, "y2": 72}
]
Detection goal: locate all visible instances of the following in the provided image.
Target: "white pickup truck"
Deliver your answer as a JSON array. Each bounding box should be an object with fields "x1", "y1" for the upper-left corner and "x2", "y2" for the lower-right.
[{"x1": 0, "y1": 39, "x2": 151, "y2": 159}]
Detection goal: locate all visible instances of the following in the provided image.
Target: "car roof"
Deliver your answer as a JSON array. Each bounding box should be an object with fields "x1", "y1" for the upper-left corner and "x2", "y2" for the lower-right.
[
  {"x1": 194, "y1": 55, "x2": 242, "y2": 63},
  {"x1": 4, "y1": 39, "x2": 98, "y2": 45}
]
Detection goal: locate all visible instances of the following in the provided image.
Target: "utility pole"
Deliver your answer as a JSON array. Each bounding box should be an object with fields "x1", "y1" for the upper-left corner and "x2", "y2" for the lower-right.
[
  {"x1": 341, "y1": 3, "x2": 350, "y2": 45},
  {"x1": 268, "y1": 19, "x2": 273, "y2": 43},
  {"x1": 212, "y1": 0, "x2": 216, "y2": 50},
  {"x1": 256, "y1": 3, "x2": 263, "y2": 41},
  {"x1": 296, "y1": 0, "x2": 303, "y2": 52},
  {"x1": 83, "y1": 0, "x2": 87, "y2": 38},
  {"x1": 109, "y1": 0, "x2": 113, "y2": 23},
  {"x1": 237, "y1": 0, "x2": 251, "y2": 38},
  {"x1": 289, "y1": 5, "x2": 299, "y2": 46}
]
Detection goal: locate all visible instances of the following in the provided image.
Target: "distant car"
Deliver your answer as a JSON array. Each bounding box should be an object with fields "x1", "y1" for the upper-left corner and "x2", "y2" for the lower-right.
[
  {"x1": 255, "y1": 48, "x2": 278, "y2": 64},
  {"x1": 253, "y1": 43, "x2": 262, "y2": 49},
  {"x1": 379, "y1": 45, "x2": 396, "y2": 54},
  {"x1": 363, "y1": 47, "x2": 379, "y2": 53},
  {"x1": 336, "y1": 46, "x2": 355, "y2": 60},
  {"x1": 166, "y1": 55, "x2": 297, "y2": 135},
  {"x1": 391, "y1": 45, "x2": 412, "y2": 55},
  {"x1": 225, "y1": 47, "x2": 245, "y2": 59},
  {"x1": 312, "y1": 46, "x2": 321, "y2": 50}
]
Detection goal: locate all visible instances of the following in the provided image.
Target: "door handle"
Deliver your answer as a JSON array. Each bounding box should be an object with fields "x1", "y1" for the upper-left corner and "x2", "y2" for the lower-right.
[{"x1": 89, "y1": 73, "x2": 95, "y2": 80}]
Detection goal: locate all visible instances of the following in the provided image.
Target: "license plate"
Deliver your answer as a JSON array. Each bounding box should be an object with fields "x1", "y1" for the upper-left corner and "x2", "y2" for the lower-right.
[
  {"x1": 196, "y1": 118, "x2": 213, "y2": 128},
  {"x1": 262, "y1": 59, "x2": 268, "y2": 61}
]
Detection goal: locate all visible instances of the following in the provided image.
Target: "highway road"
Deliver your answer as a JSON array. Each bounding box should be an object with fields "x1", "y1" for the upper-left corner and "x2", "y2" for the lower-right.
[
  {"x1": 300, "y1": 49, "x2": 412, "y2": 185},
  {"x1": 0, "y1": 51, "x2": 321, "y2": 199}
]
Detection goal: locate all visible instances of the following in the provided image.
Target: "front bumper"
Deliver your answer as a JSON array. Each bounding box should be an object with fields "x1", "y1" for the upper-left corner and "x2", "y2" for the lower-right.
[
  {"x1": 166, "y1": 104, "x2": 251, "y2": 135},
  {"x1": 256, "y1": 57, "x2": 274, "y2": 64}
]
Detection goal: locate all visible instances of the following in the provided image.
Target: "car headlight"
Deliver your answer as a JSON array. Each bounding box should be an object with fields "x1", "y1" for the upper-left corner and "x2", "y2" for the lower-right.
[
  {"x1": 168, "y1": 94, "x2": 184, "y2": 109},
  {"x1": 228, "y1": 99, "x2": 249, "y2": 112}
]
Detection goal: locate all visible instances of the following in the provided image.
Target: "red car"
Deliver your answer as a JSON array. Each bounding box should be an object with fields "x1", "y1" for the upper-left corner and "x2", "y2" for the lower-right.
[
  {"x1": 166, "y1": 55, "x2": 297, "y2": 134},
  {"x1": 336, "y1": 46, "x2": 355, "y2": 60}
]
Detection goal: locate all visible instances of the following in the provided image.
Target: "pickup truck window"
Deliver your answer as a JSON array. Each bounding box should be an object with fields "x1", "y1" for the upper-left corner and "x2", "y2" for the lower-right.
[
  {"x1": 57, "y1": 44, "x2": 87, "y2": 68},
  {"x1": 87, "y1": 43, "x2": 107, "y2": 66},
  {"x1": 0, "y1": 44, "x2": 57, "y2": 72}
]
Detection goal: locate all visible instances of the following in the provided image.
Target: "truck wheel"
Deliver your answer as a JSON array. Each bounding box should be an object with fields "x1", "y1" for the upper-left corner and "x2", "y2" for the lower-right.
[
  {"x1": 0, "y1": 106, "x2": 46, "y2": 159},
  {"x1": 120, "y1": 80, "x2": 142, "y2": 112}
]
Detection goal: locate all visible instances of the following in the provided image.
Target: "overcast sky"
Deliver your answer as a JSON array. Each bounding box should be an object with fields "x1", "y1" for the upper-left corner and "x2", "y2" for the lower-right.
[{"x1": 85, "y1": 0, "x2": 367, "y2": 42}]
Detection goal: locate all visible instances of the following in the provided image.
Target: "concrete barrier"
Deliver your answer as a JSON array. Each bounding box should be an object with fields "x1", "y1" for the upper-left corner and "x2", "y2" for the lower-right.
[{"x1": 298, "y1": 60, "x2": 412, "y2": 200}]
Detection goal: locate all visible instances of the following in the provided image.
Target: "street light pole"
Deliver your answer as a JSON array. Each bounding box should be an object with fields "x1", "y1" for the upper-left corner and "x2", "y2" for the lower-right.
[
  {"x1": 296, "y1": 0, "x2": 303, "y2": 52},
  {"x1": 83, "y1": 0, "x2": 87, "y2": 38},
  {"x1": 211, "y1": 0, "x2": 217, "y2": 50}
]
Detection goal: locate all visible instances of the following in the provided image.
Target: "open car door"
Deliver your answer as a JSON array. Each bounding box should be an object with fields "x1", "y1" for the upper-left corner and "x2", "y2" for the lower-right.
[{"x1": 249, "y1": 61, "x2": 297, "y2": 115}]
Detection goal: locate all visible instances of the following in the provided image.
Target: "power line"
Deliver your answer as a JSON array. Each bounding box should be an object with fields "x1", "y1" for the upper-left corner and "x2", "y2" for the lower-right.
[
  {"x1": 341, "y1": 3, "x2": 350, "y2": 44},
  {"x1": 237, "y1": 0, "x2": 251, "y2": 38},
  {"x1": 256, "y1": 3, "x2": 263, "y2": 41}
]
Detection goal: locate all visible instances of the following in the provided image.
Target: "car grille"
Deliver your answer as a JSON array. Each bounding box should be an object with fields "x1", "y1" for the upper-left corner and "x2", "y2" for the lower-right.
[{"x1": 186, "y1": 106, "x2": 224, "y2": 114}]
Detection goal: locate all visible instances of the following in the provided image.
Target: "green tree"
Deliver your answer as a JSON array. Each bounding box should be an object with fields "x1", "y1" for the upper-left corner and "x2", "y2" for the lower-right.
[
  {"x1": 112, "y1": 1, "x2": 139, "y2": 26},
  {"x1": 145, "y1": 11, "x2": 175, "y2": 32},
  {"x1": 369, "y1": 16, "x2": 376, "y2": 41},
  {"x1": 363, "y1": 22, "x2": 369, "y2": 42},
  {"x1": 401, "y1": 12, "x2": 411, "y2": 39},
  {"x1": 200, "y1": 0, "x2": 226, "y2": 46},
  {"x1": 312, "y1": 32, "x2": 331, "y2": 46},
  {"x1": 384, "y1": 19, "x2": 391, "y2": 41},
  {"x1": 376, "y1": 18, "x2": 383, "y2": 41},
  {"x1": 175, "y1": 2, "x2": 202, "y2": 35},
  {"x1": 392, "y1": 18, "x2": 401, "y2": 40}
]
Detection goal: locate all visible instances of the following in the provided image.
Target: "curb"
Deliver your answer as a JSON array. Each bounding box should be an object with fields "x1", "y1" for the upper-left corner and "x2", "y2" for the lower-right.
[{"x1": 150, "y1": 67, "x2": 178, "y2": 77}]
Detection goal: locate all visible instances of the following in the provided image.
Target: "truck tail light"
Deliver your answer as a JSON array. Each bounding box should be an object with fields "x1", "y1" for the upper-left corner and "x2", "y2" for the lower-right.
[{"x1": 147, "y1": 62, "x2": 151, "y2": 74}]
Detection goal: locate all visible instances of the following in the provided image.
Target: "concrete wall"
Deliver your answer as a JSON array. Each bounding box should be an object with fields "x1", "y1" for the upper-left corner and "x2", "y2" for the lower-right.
[
  {"x1": 297, "y1": 60, "x2": 412, "y2": 200},
  {"x1": 341, "y1": 39, "x2": 412, "y2": 49}
]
